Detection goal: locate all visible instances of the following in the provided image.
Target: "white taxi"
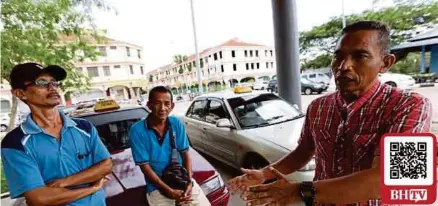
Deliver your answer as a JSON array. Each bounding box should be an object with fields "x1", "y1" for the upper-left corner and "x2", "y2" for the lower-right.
[{"x1": 177, "y1": 86, "x2": 315, "y2": 182}]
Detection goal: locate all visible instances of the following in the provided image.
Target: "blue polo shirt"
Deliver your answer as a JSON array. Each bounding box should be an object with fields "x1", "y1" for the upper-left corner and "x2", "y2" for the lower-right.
[
  {"x1": 1, "y1": 112, "x2": 110, "y2": 206},
  {"x1": 129, "y1": 116, "x2": 190, "y2": 193}
]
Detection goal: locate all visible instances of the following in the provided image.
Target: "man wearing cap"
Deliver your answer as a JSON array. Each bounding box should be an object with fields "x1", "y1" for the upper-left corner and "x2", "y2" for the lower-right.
[{"x1": 1, "y1": 63, "x2": 113, "y2": 205}]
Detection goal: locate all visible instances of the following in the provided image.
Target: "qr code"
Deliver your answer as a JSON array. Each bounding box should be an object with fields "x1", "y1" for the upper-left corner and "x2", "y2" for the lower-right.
[{"x1": 389, "y1": 142, "x2": 427, "y2": 179}]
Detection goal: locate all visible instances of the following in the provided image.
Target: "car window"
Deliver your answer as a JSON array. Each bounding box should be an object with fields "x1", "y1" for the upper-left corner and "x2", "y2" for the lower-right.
[
  {"x1": 318, "y1": 73, "x2": 325, "y2": 77},
  {"x1": 186, "y1": 100, "x2": 207, "y2": 121},
  {"x1": 205, "y1": 100, "x2": 228, "y2": 124},
  {"x1": 227, "y1": 93, "x2": 303, "y2": 128},
  {"x1": 309, "y1": 74, "x2": 316, "y2": 78},
  {"x1": 78, "y1": 108, "x2": 149, "y2": 152}
]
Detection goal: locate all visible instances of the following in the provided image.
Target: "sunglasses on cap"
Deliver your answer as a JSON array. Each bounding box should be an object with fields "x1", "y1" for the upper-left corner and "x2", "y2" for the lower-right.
[{"x1": 24, "y1": 79, "x2": 62, "y2": 89}]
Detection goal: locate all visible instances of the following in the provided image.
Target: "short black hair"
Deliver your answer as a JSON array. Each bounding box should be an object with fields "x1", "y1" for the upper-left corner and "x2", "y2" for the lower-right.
[
  {"x1": 148, "y1": 86, "x2": 173, "y2": 102},
  {"x1": 342, "y1": 20, "x2": 391, "y2": 55}
]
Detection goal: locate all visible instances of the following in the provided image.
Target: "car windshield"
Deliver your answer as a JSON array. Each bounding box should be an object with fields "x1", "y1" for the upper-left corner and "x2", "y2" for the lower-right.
[
  {"x1": 77, "y1": 108, "x2": 149, "y2": 152},
  {"x1": 227, "y1": 93, "x2": 303, "y2": 128}
]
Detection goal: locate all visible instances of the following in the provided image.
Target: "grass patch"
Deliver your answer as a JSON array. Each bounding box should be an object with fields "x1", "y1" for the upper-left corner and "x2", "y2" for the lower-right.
[{"x1": 1, "y1": 164, "x2": 9, "y2": 193}]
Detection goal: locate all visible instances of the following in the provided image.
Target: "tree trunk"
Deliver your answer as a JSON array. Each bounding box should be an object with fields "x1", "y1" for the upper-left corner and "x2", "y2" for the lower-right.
[{"x1": 7, "y1": 96, "x2": 18, "y2": 133}]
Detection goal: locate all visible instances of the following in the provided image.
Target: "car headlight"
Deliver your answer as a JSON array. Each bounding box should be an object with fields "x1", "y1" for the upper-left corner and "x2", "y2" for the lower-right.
[
  {"x1": 298, "y1": 158, "x2": 316, "y2": 171},
  {"x1": 200, "y1": 175, "x2": 224, "y2": 195}
]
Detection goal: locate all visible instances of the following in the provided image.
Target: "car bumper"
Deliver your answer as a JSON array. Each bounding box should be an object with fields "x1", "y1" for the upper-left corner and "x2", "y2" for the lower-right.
[
  {"x1": 286, "y1": 170, "x2": 315, "y2": 182},
  {"x1": 207, "y1": 186, "x2": 230, "y2": 206},
  {"x1": 398, "y1": 80, "x2": 416, "y2": 90}
]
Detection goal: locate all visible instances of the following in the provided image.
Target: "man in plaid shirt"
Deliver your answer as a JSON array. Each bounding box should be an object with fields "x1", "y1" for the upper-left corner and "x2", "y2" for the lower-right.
[{"x1": 228, "y1": 20, "x2": 432, "y2": 206}]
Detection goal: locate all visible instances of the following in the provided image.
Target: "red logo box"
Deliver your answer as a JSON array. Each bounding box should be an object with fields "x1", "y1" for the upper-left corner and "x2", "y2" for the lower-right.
[{"x1": 380, "y1": 133, "x2": 437, "y2": 205}]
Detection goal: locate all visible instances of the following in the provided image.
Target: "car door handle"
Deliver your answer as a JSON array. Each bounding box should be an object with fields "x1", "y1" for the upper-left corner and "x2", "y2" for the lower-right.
[{"x1": 202, "y1": 127, "x2": 207, "y2": 131}]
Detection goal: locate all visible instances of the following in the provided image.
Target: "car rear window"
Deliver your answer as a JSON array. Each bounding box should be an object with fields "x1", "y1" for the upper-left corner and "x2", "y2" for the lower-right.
[{"x1": 78, "y1": 108, "x2": 149, "y2": 152}]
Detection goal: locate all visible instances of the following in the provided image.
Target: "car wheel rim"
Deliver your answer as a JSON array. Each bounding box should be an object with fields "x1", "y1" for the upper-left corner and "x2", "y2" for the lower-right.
[
  {"x1": 1, "y1": 125, "x2": 7, "y2": 132},
  {"x1": 305, "y1": 89, "x2": 311, "y2": 95}
]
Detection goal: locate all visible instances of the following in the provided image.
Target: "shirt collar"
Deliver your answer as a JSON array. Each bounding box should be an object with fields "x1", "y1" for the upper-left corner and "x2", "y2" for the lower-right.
[
  {"x1": 145, "y1": 115, "x2": 170, "y2": 130},
  {"x1": 21, "y1": 111, "x2": 77, "y2": 135},
  {"x1": 336, "y1": 80, "x2": 382, "y2": 114}
]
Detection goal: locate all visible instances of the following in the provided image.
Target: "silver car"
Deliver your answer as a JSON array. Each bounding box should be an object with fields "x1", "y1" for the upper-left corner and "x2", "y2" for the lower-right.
[{"x1": 178, "y1": 91, "x2": 315, "y2": 182}]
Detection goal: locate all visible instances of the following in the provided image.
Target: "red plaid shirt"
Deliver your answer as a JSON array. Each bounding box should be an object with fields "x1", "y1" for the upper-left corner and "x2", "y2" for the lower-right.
[{"x1": 298, "y1": 81, "x2": 432, "y2": 206}]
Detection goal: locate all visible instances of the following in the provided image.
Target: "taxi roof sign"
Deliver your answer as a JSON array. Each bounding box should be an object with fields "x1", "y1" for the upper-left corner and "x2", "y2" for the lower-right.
[
  {"x1": 94, "y1": 99, "x2": 120, "y2": 112},
  {"x1": 234, "y1": 85, "x2": 252, "y2": 94}
]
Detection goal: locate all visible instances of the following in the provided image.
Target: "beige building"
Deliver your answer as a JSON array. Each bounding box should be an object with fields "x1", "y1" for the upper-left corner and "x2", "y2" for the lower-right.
[
  {"x1": 147, "y1": 38, "x2": 277, "y2": 92},
  {"x1": 60, "y1": 35, "x2": 147, "y2": 104}
]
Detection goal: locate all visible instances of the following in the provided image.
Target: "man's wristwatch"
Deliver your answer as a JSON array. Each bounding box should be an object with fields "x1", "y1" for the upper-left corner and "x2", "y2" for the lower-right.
[{"x1": 299, "y1": 181, "x2": 316, "y2": 206}]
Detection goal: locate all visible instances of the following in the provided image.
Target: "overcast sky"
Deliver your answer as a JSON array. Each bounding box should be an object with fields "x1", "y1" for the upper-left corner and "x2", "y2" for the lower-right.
[{"x1": 93, "y1": 0, "x2": 394, "y2": 71}]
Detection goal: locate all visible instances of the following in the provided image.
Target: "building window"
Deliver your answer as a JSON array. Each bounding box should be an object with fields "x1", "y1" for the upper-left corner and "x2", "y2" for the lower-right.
[
  {"x1": 233, "y1": 64, "x2": 237, "y2": 71},
  {"x1": 221, "y1": 65, "x2": 224, "y2": 72},
  {"x1": 231, "y1": 50, "x2": 235, "y2": 58},
  {"x1": 140, "y1": 66, "x2": 144, "y2": 75},
  {"x1": 130, "y1": 65, "x2": 134, "y2": 74},
  {"x1": 114, "y1": 65, "x2": 121, "y2": 69},
  {"x1": 265, "y1": 50, "x2": 268, "y2": 57},
  {"x1": 103, "y1": 66, "x2": 110, "y2": 76},
  {"x1": 255, "y1": 50, "x2": 259, "y2": 57},
  {"x1": 99, "y1": 46, "x2": 107, "y2": 56},
  {"x1": 214, "y1": 53, "x2": 218, "y2": 60},
  {"x1": 87, "y1": 67, "x2": 99, "y2": 77},
  {"x1": 270, "y1": 50, "x2": 273, "y2": 56},
  {"x1": 251, "y1": 63, "x2": 254, "y2": 70},
  {"x1": 126, "y1": 47, "x2": 131, "y2": 57},
  {"x1": 110, "y1": 46, "x2": 117, "y2": 50},
  {"x1": 257, "y1": 63, "x2": 260, "y2": 69},
  {"x1": 271, "y1": 62, "x2": 274, "y2": 68},
  {"x1": 137, "y1": 49, "x2": 141, "y2": 59},
  {"x1": 244, "y1": 50, "x2": 248, "y2": 57},
  {"x1": 266, "y1": 62, "x2": 269, "y2": 68},
  {"x1": 219, "y1": 51, "x2": 223, "y2": 59},
  {"x1": 250, "y1": 50, "x2": 253, "y2": 57},
  {"x1": 246, "y1": 63, "x2": 249, "y2": 70}
]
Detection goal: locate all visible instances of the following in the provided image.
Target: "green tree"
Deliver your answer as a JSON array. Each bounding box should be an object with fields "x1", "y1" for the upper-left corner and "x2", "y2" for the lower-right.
[
  {"x1": 301, "y1": 54, "x2": 333, "y2": 70},
  {"x1": 173, "y1": 54, "x2": 188, "y2": 64},
  {"x1": 300, "y1": 2, "x2": 438, "y2": 71},
  {"x1": 391, "y1": 53, "x2": 421, "y2": 74},
  {"x1": 1, "y1": 0, "x2": 111, "y2": 132}
]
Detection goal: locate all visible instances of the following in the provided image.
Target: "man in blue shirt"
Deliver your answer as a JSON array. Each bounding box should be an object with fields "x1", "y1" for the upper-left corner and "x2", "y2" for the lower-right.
[
  {"x1": 1, "y1": 63, "x2": 112, "y2": 205},
  {"x1": 129, "y1": 86, "x2": 210, "y2": 206}
]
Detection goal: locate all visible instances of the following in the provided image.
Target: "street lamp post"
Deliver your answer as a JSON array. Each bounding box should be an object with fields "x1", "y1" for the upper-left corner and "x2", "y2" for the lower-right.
[
  {"x1": 342, "y1": 0, "x2": 346, "y2": 28},
  {"x1": 189, "y1": 0, "x2": 203, "y2": 93}
]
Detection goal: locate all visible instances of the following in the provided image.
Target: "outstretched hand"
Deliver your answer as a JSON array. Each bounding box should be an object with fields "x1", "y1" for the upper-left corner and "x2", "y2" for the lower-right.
[
  {"x1": 228, "y1": 168, "x2": 266, "y2": 195},
  {"x1": 241, "y1": 167, "x2": 301, "y2": 206}
]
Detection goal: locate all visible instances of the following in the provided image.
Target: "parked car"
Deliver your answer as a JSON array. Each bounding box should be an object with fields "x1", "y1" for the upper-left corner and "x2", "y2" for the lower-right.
[
  {"x1": 176, "y1": 89, "x2": 315, "y2": 182},
  {"x1": 301, "y1": 72, "x2": 331, "y2": 87},
  {"x1": 267, "y1": 80, "x2": 277, "y2": 93},
  {"x1": 301, "y1": 78, "x2": 326, "y2": 95},
  {"x1": 69, "y1": 100, "x2": 230, "y2": 205},
  {"x1": 253, "y1": 80, "x2": 269, "y2": 90}
]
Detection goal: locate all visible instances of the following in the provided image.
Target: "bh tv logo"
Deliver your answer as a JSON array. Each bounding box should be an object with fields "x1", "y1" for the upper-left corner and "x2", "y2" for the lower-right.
[{"x1": 380, "y1": 133, "x2": 437, "y2": 205}]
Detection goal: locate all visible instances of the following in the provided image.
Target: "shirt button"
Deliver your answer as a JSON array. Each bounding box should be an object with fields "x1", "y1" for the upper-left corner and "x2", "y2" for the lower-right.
[{"x1": 338, "y1": 166, "x2": 342, "y2": 170}]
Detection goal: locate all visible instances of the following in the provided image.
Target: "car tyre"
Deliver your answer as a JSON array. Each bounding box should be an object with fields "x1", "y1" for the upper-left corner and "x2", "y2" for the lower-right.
[
  {"x1": 0, "y1": 124, "x2": 7, "y2": 132},
  {"x1": 242, "y1": 153, "x2": 269, "y2": 170},
  {"x1": 385, "y1": 81, "x2": 397, "y2": 88},
  {"x1": 304, "y1": 88, "x2": 312, "y2": 95}
]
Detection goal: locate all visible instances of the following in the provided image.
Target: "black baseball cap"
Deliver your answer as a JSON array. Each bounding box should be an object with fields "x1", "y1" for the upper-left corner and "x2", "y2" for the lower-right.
[{"x1": 10, "y1": 63, "x2": 67, "y2": 89}]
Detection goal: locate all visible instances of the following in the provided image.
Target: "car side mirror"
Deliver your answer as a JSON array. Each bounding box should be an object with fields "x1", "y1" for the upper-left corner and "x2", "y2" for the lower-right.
[{"x1": 216, "y1": 118, "x2": 233, "y2": 128}]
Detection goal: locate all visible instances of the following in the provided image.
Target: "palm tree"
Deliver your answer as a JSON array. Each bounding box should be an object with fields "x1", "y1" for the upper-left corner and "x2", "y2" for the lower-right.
[{"x1": 173, "y1": 54, "x2": 188, "y2": 64}]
